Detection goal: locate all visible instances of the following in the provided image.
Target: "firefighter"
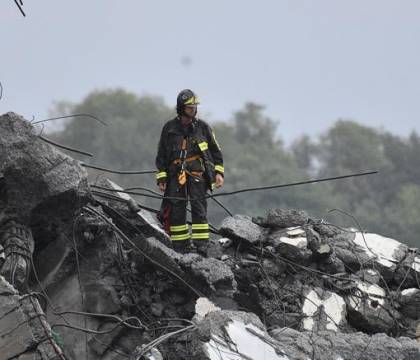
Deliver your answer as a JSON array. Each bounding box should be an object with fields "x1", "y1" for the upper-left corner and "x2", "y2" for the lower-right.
[{"x1": 155, "y1": 89, "x2": 224, "y2": 254}]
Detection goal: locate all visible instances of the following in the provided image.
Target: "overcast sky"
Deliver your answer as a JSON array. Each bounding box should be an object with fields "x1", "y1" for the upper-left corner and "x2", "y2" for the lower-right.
[{"x1": 1, "y1": 1, "x2": 419, "y2": 142}]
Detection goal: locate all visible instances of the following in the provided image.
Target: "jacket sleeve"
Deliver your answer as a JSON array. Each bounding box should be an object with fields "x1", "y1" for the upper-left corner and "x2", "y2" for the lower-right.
[
  {"x1": 205, "y1": 123, "x2": 224, "y2": 177},
  {"x1": 155, "y1": 124, "x2": 169, "y2": 184}
]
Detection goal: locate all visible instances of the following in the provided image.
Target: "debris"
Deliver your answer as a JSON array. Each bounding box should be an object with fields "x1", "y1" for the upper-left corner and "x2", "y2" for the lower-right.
[
  {"x1": 301, "y1": 287, "x2": 346, "y2": 332},
  {"x1": 253, "y1": 209, "x2": 310, "y2": 228},
  {"x1": 219, "y1": 214, "x2": 264, "y2": 245},
  {"x1": 399, "y1": 288, "x2": 420, "y2": 320},
  {"x1": 0, "y1": 275, "x2": 64, "y2": 359},
  {"x1": 0, "y1": 113, "x2": 420, "y2": 359},
  {"x1": 271, "y1": 327, "x2": 420, "y2": 360}
]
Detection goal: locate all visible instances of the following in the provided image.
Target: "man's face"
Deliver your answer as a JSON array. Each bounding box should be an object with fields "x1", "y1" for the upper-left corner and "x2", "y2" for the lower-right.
[{"x1": 184, "y1": 105, "x2": 197, "y2": 118}]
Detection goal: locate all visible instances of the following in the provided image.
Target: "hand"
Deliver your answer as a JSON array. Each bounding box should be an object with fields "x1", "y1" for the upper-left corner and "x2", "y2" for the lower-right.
[
  {"x1": 158, "y1": 182, "x2": 167, "y2": 192},
  {"x1": 215, "y1": 174, "x2": 224, "y2": 188}
]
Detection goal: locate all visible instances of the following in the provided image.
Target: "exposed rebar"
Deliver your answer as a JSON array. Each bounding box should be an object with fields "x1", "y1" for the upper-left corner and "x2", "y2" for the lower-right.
[
  {"x1": 82, "y1": 163, "x2": 155, "y2": 174},
  {"x1": 38, "y1": 135, "x2": 93, "y2": 157},
  {"x1": 32, "y1": 113, "x2": 107, "y2": 126},
  {"x1": 91, "y1": 170, "x2": 379, "y2": 202},
  {"x1": 14, "y1": 0, "x2": 26, "y2": 17}
]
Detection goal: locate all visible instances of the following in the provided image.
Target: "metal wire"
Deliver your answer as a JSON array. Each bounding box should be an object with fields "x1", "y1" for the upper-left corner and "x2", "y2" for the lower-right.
[
  {"x1": 81, "y1": 163, "x2": 154, "y2": 174},
  {"x1": 38, "y1": 135, "x2": 93, "y2": 157},
  {"x1": 91, "y1": 170, "x2": 379, "y2": 202},
  {"x1": 91, "y1": 189, "x2": 220, "y2": 235},
  {"x1": 32, "y1": 113, "x2": 107, "y2": 126},
  {"x1": 14, "y1": 0, "x2": 26, "y2": 16},
  {"x1": 211, "y1": 196, "x2": 232, "y2": 216}
]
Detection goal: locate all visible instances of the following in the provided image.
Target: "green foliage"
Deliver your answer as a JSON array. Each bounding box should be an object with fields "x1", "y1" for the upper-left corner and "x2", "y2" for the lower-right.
[{"x1": 50, "y1": 89, "x2": 420, "y2": 247}]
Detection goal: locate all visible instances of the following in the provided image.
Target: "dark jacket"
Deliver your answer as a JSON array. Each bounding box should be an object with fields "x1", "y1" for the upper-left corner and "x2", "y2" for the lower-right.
[{"x1": 155, "y1": 116, "x2": 224, "y2": 190}]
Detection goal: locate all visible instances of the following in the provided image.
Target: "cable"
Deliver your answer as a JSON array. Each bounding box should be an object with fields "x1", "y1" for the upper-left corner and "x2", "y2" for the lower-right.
[
  {"x1": 135, "y1": 325, "x2": 195, "y2": 358},
  {"x1": 126, "y1": 185, "x2": 232, "y2": 216},
  {"x1": 14, "y1": 0, "x2": 26, "y2": 16},
  {"x1": 82, "y1": 163, "x2": 154, "y2": 174},
  {"x1": 53, "y1": 310, "x2": 146, "y2": 331},
  {"x1": 211, "y1": 196, "x2": 232, "y2": 216},
  {"x1": 32, "y1": 113, "x2": 107, "y2": 126},
  {"x1": 38, "y1": 135, "x2": 93, "y2": 157},
  {"x1": 92, "y1": 189, "x2": 220, "y2": 235},
  {"x1": 91, "y1": 170, "x2": 379, "y2": 202}
]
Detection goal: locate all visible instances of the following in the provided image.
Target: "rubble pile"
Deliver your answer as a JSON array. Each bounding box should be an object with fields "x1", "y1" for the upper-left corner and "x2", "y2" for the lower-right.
[{"x1": 1, "y1": 112, "x2": 420, "y2": 359}]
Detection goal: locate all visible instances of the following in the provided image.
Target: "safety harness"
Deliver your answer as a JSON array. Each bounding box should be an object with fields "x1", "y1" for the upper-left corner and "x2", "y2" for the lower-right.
[{"x1": 173, "y1": 138, "x2": 203, "y2": 186}]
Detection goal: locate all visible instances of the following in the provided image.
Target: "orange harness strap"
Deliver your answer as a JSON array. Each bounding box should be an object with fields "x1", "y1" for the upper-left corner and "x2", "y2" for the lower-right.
[
  {"x1": 174, "y1": 138, "x2": 203, "y2": 185},
  {"x1": 173, "y1": 154, "x2": 201, "y2": 165}
]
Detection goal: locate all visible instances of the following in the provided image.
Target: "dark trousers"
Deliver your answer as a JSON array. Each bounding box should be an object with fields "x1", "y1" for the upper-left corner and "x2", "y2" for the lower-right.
[{"x1": 164, "y1": 172, "x2": 209, "y2": 250}]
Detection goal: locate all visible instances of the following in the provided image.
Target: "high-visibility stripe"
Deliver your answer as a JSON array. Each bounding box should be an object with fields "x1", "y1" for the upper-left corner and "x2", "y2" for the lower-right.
[
  {"x1": 170, "y1": 224, "x2": 189, "y2": 232},
  {"x1": 171, "y1": 233, "x2": 191, "y2": 241},
  {"x1": 192, "y1": 223, "x2": 209, "y2": 230},
  {"x1": 191, "y1": 233, "x2": 209, "y2": 239},
  {"x1": 156, "y1": 171, "x2": 167, "y2": 180},
  {"x1": 212, "y1": 130, "x2": 221, "y2": 150},
  {"x1": 215, "y1": 165, "x2": 224, "y2": 173},
  {"x1": 198, "y1": 142, "x2": 208, "y2": 151}
]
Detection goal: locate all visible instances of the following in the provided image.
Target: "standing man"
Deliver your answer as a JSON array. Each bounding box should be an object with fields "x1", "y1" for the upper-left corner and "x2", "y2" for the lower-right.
[{"x1": 155, "y1": 89, "x2": 224, "y2": 254}]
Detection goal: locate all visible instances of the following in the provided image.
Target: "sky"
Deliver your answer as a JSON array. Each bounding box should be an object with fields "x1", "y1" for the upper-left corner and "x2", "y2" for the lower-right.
[{"x1": 1, "y1": 0, "x2": 420, "y2": 142}]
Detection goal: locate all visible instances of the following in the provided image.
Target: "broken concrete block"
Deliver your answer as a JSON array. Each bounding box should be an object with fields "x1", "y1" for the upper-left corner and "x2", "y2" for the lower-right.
[
  {"x1": 346, "y1": 281, "x2": 399, "y2": 333},
  {"x1": 301, "y1": 287, "x2": 347, "y2": 332},
  {"x1": 0, "y1": 276, "x2": 63, "y2": 359},
  {"x1": 317, "y1": 253, "x2": 346, "y2": 274},
  {"x1": 106, "y1": 180, "x2": 170, "y2": 244},
  {"x1": 269, "y1": 227, "x2": 312, "y2": 263},
  {"x1": 394, "y1": 252, "x2": 420, "y2": 289},
  {"x1": 328, "y1": 232, "x2": 371, "y2": 271},
  {"x1": 400, "y1": 318, "x2": 420, "y2": 342},
  {"x1": 198, "y1": 309, "x2": 287, "y2": 360},
  {"x1": 352, "y1": 232, "x2": 407, "y2": 276},
  {"x1": 270, "y1": 327, "x2": 420, "y2": 360},
  {"x1": 0, "y1": 112, "x2": 89, "y2": 219},
  {"x1": 399, "y1": 288, "x2": 420, "y2": 320},
  {"x1": 311, "y1": 243, "x2": 332, "y2": 260},
  {"x1": 253, "y1": 208, "x2": 310, "y2": 229},
  {"x1": 132, "y1": 236, "x2": 184, "y2": 278},
  {"x1": 180, "y1": 254, "x2": 237, "y2": 293},
  {"x1": 219, "y1": 215, "x2": 264, "y2": 246},
  {"x1": 331, "y1": 231, "x2": 407, "y2": 280}
]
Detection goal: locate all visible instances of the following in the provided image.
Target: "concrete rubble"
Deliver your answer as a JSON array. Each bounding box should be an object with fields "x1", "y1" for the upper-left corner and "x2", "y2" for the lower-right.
[{"x1": 1, "y1": 112, "x2": 420, "y2": 359}]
